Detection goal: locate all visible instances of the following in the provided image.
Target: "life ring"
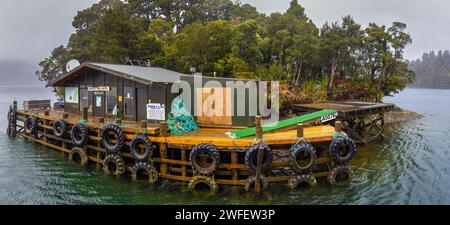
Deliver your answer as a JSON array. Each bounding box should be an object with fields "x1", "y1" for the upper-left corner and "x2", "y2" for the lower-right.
[
  {"x1": 130, "y1": 134, "x2": 153, "y2": 161},
  {"x1": 329, "y1": 135, "x2": 356, "y2": 164},
  {"x1": 24, "y1": 117, "x2": 38, "y2": 136},
  {"x1": 287, "y1": 174, "x2": 317, "y2": 191},
  {"x1": 100, "y1": 124, "x2": 125, "y2": 154},
  {"x1": 132, "y1": 161, "x2": 158, "y2": 184},
  {"x1": 188, "y1": 176, "x2": 219, "y2": 193},
  {"x1": 69, "y1": 147, "x2": 89, "y2": 167},
  {"x1": 244, "y1": 175, "x2": 269, "y2": 192},
  {"x1": 245, "y1": 143, "x2": 273, "y2": 171},
  {"x1": 71, "y1": 123, "x2": 89, "y2": 146},
  {"x1": 53, "y1": 119, "x2": 68, "y2": 137},
  {"x1": 290, "y1": 142, "x2": 317, "y2": 172},
  {"x1": 103, "y1": 154, "x2": 125, "y2": 176},
  {"x1": 189, "y1": 144, "x2": 220, "y2": 175},
  {"x1": 328, "y1": 165, "x2": 354, "y2": 186}
]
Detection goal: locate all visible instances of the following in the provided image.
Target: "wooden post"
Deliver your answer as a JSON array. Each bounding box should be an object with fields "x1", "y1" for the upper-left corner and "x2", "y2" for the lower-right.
[
  {"x1": 98, "y1": 117, "x2": 105, "y2": 124},
  {"x1": 43, "y1": 110, "x2": 50, "y2": 142},
  {"x1": 82, "y1": 107, "x2": 88, "y2": 121},
  {"x1": 335, "y1": 121, "x2": 342, "y2": 132},
  {"x1": 231, "y1": 152, "x2": 238, "y2": 180},
  {"x1": 297, "y1": 123, "x2": 304, "y2": 138},
  {"x1": 159, "y1": 121, "x2": 168, "y2": 174},
  {"x1": 10, "y1": 102, "x2": 17, "y2": 137},
  {"x1": 181, "y1": 149, "x2": 187, "y2": 177},
  {"x1": 114, "y1": 118, "x2": 122, "y2": 124},
  {"x1": 255, "y1": 116, "x2": 263, "y2": 139},
  {"x1": 254, "y1": 115, "x2": 263, "y2": 192},
  {"x1": 62, "y1": 113, "x2": 69, "y2": 120},
  {"x1": 140, "y1": 120, "x2": 147, "y2": 129}
]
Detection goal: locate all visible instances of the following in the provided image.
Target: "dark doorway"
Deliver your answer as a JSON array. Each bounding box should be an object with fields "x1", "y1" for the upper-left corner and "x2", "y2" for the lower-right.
[
  {"x1": 124, "y1": 86, "x2": 136, "y2": 121},
  {"x1": 137, "y1": 87, "x2": 148, "y2": 121}
]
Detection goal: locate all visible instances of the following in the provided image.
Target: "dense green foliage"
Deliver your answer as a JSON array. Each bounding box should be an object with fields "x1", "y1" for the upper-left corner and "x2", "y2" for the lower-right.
[
  {"x1": 409, "y1": 50, "x2": 450, "y2": 89},
  {"x1": 37, "y1": 0, "x2": 414, "y2": 103}
]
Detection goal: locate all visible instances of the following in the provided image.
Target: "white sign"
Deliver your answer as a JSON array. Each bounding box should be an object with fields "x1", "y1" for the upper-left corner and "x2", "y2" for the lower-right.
[
  {"x1": 147, "y1": 103, "x2": 165, "y2": 121},
  {"x1": 321, "y1": 112, "x2": 338, "y2": 123},
  {"x1": 88, "y1": 86, "x2": 110, "y2": 92}
]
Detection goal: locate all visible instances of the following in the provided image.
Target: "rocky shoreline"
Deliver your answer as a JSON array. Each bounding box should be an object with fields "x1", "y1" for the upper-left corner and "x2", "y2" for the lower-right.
[{"x1": 384, "y1": 107, "x2": 423, "y2": 124}]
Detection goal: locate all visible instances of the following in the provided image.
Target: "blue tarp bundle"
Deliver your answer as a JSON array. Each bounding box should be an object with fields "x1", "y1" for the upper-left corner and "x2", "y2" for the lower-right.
[{"x1": 167, "y1": 98, "x2": 198, "y2": 134}]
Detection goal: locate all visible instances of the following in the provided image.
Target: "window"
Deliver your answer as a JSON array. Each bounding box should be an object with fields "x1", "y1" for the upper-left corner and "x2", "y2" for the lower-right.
[
  {"x1": 65, "y1": 87, "x2": 79, "y2": 104},
  {"x1": 106, "y1": 87, "x2": 117, "y2": 115}
]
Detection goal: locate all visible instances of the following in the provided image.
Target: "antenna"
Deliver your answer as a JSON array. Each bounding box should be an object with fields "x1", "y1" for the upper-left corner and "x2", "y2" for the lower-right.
[{"x1": 66, "y1": 59, "x2": 80, "y2": 72}]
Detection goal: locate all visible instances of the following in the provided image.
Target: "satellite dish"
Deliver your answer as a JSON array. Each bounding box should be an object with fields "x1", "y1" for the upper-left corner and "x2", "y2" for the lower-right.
[{"x1": 66, "y1": 59, "x2": 81, "y2": 72}]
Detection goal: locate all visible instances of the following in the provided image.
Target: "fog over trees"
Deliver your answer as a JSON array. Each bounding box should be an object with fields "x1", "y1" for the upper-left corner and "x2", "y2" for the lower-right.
[{"x1": 409, "y1": 50, "x2": 450, "y2": 89}]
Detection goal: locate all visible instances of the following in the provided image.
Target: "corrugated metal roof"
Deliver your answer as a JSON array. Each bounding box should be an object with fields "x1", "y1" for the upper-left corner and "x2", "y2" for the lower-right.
[
  {"x1": 51, "y1": 62, "x2": 257, "y2": 87},
  {"x1": 90, "y1": 63, "x2": 185, "y2": 83}
]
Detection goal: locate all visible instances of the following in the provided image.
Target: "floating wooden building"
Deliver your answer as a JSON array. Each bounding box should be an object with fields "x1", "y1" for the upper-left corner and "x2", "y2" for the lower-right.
[{"x1": 6, "y1": 63, "x2": 358, "y2": 193}]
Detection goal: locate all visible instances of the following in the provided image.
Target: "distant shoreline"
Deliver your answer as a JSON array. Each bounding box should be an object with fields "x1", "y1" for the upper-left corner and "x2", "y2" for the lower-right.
[{"x1": 407, "y1": 86, "x2": 450, "y2": 90}]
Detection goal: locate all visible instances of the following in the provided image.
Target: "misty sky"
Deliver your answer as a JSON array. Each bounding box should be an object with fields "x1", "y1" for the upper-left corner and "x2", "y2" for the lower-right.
[{"x1": 1, "y1": 0, "x2": 449, "y2": 67}]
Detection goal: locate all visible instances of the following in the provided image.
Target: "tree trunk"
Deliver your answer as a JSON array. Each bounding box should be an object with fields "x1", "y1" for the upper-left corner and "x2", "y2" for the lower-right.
[
  {"x1": 327, "y1": 56, "x2": 337, "y2": 96},
  {"x1": 295, "y1": 61, "x2": 303, "y2": 86}
]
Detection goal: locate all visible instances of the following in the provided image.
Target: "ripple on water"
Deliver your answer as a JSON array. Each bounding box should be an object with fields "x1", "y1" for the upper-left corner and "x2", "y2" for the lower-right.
[{"x1": 2, "y1": 87, "x2": 450, "y2": 204}]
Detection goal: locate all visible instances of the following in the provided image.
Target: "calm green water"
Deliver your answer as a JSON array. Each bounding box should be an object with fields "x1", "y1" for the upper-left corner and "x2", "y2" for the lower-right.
[{"x1": 0, "y1": 86, "x2": 449, "y2": 205}]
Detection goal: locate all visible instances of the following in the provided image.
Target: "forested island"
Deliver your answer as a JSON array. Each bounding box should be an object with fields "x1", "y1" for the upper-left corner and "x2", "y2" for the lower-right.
[
  {"x1": 37, "y1": 0, "x2": 415, "y2": 104},
  {"x1": 409, "y1": 50, "x2": 450, "y2": 89}
]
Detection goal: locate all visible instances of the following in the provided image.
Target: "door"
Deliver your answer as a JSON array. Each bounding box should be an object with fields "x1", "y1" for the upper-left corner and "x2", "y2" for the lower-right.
[
  {"x1": 136, "y1": 87, "x2": 148, "y2": 121},
  {"x1": 93, "y1": 92, "x2": 105, "y2": 118},
  {"x1": 124, "y1": 86, "x2": 136, "y2": 121}
]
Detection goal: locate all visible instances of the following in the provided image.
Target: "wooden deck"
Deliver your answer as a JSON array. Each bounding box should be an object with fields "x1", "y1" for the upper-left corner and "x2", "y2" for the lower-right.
[
  {"x1": 290, "y1": 101, "x2": 395, "y2": 143},
  {"x1": 292, "y1": 101, "x2": 395, "y2": 118},
  {"x1": 18, "y1": 109, "x2": 335, "y2": 148}
]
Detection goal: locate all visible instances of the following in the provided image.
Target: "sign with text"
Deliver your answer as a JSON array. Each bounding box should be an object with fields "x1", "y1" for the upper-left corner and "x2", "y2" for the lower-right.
[
  {"x1": 320, "y1": 112, "x2": 338, "y2": 123},
  {"x1": 147, "y1": 103, "x2": 165, "y2": 121},
  {"x1": 88, "y1": 86, "x2": 110, "y2": 92}
]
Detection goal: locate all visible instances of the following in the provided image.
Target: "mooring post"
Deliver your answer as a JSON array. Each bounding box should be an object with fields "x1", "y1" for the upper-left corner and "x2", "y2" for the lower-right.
[
  {"x1": 255, "y1": 115, "x2": 263, "y2": 193},
  {"x1": 62, "y1": 113, "x2": 69, "y2": 120},
  {"x1": 82, "y1": 107, "x2": 88, "y2": 121},
  {"x1": 11, "y1": 101, "x2": 17, "y2": 137},
  {"x1": 159, "y1": 121, "x2": 168, "y2": 174},
  {"x1": 335, "y1": 121, "x2": 342, "y2": 132},
  {"x1": 297, "y1": 123, "x2": 304, "y2": 138}
]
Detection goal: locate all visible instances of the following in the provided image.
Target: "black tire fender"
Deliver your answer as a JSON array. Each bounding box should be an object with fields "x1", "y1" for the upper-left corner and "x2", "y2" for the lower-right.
[
  {"x1": 287, "y1": 174, "x2": 317, "y2": 191},
  {"x1": 328, "y1": 165, "x2": 354, "y2": 186},
  {"x1": 132, "y1": 161, "x2": 158, "y2": 184},
  {"x1": 53, "y1": 119, "x2": 68, "y2": 137},
  {"x1": 189, "y1": 144, "x2": 220, "y2": 175},
  {"x1": 24, "y1": 117, "x2": 39, "y2": 135},
  {"x1": 130, "y1": 134, "x2": 153, "y2": 161},
  {"x1": 245, "y1": 143, "x2": 273, "y2": 171},
  {"x1": 188, "y1": 176, "x2": 219, "y2": 193},
  {"x1": 329, "y1": 136, "x2": 357, "y2": 164},
  {"x1": 244, "y1": 175, "x2": 269, "y2": 192},
  {"x1": 71, "y1": 123, "x2": 89, "y2": 146},
  {"x1": 69, "y1": 147, "x2": 89, "y2": 167},
  {"x1": 100, "y1": 124, "x2": 125, "y2": 154},
  {"x1": 103, "y1": 154, "x2": 125, "y2": 176},
  {"x1": 290, "y1": 142, "x2": 317, "y2": 172}
]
